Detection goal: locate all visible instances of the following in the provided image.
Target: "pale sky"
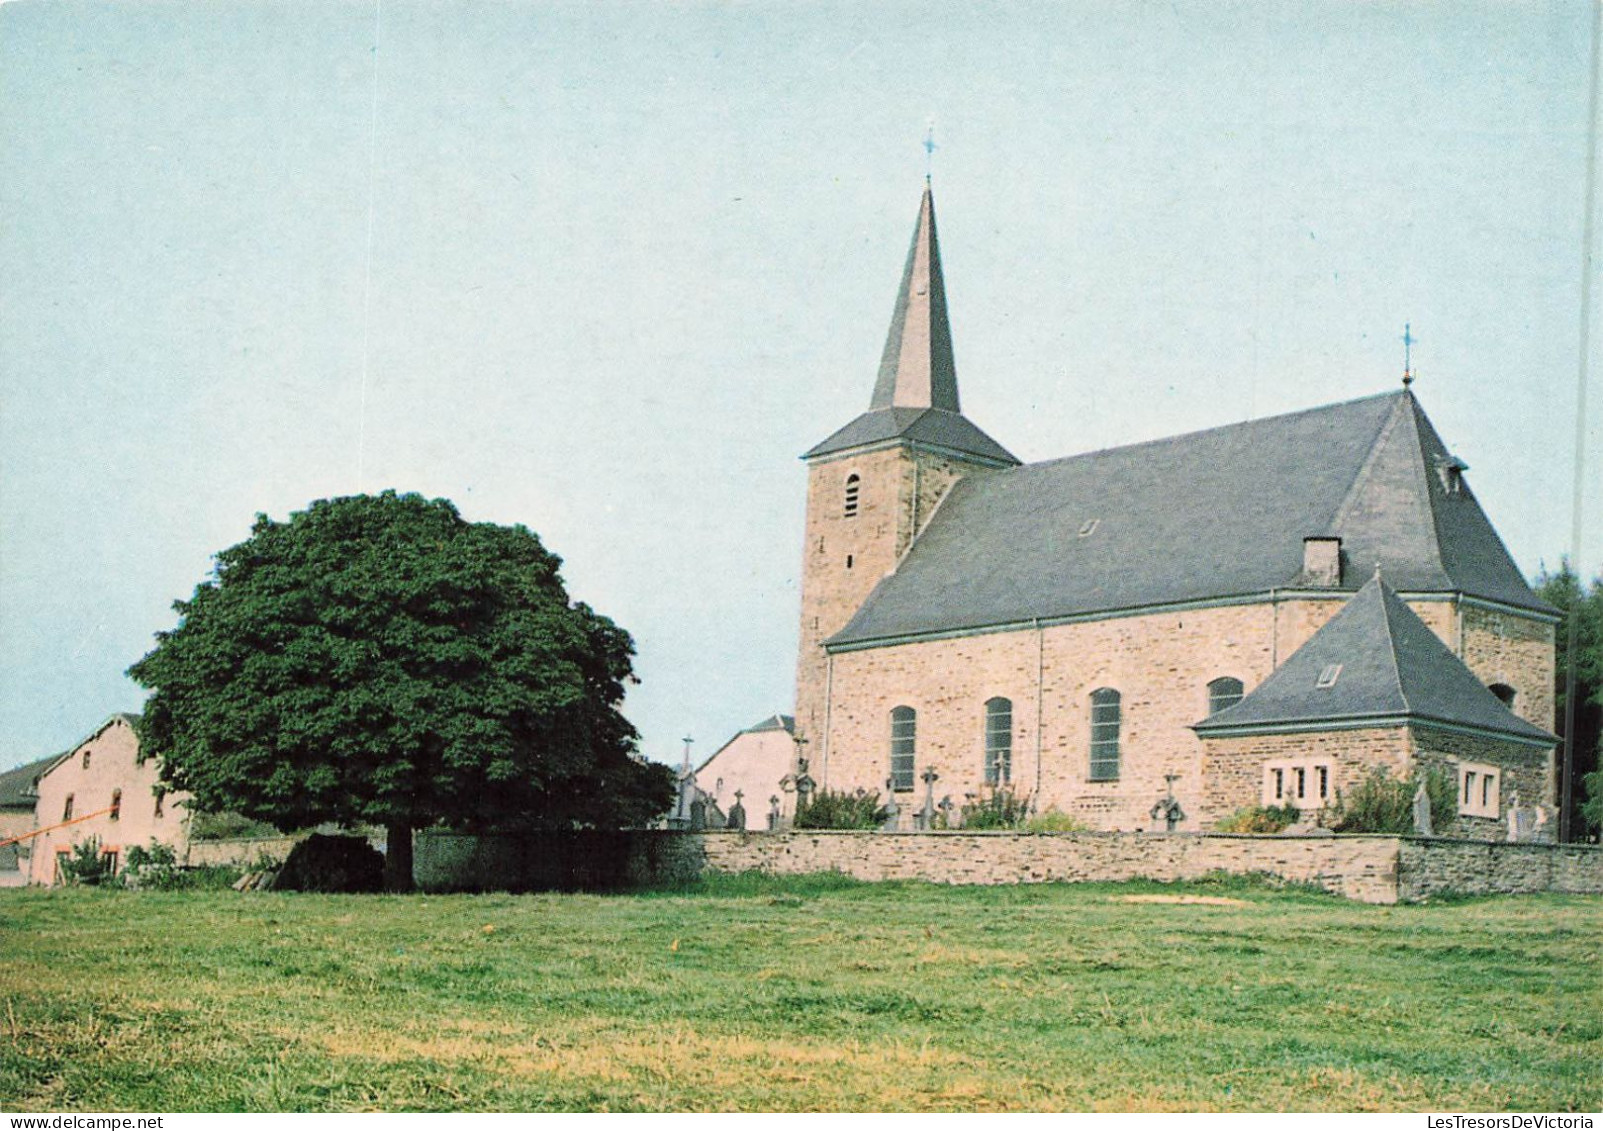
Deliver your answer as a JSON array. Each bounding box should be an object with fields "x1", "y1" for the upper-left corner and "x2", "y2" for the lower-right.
[{"x1": 2, "y1": 0, "x2": 1599, "y2": 771}]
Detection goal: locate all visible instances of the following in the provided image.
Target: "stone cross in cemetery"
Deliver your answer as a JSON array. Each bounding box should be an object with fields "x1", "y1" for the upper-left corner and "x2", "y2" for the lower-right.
[{"x1": 917, "y1": 767, "x2": 939, "y2": 830}]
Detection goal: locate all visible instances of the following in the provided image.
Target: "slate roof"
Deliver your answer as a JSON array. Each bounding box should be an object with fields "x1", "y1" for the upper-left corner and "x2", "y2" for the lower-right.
[
  {"x1": 745, "y1": 714, "x2": 795, "y2": 734},
  {"x1": 1193, "y1": 575, "x2": 1556, "y2": 744},
  {"x1": 829, "y1": 390, "x2": 1550, "y2": 647},
  {"x1": 0, "y1": 755, "x2": 56, "y2": 810},
  {"x1": 805, "y1": 184, "x2": 1018, "y2": 467},
  {"x1": 805, "y1": 406, "x2": 1017, "y2": 465}
]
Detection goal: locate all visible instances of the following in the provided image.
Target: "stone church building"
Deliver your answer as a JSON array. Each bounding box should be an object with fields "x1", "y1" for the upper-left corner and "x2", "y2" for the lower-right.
[{"x1": 792, "y1": 185, "x2": 1557, "y2": 838}]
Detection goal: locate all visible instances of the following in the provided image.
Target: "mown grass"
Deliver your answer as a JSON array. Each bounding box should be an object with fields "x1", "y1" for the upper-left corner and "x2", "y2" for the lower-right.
[{"x1": 1, "y1": 874, "x2": 1598, "y2": 1112}]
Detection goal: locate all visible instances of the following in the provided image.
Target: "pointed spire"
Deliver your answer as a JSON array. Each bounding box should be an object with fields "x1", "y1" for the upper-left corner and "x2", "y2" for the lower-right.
[{"x1": 870, "y1": 184, "x2": 960, "y2": 413}]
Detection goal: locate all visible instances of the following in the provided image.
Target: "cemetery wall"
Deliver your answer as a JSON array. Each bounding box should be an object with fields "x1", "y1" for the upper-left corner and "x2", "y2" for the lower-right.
[{"x1": 409, "y1": 829, "x2": 1603, "y2": 904}]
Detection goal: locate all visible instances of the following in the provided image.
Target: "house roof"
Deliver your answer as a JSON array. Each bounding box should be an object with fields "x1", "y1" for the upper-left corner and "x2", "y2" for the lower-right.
[
  {"x1": 829, "y1": 390, "x2": 1550, "y2": 647},
  {"x1": 804, "y1": 185, "x2": 1018, "y2": 467},
  {"x1": 0, "y1": 755, "x2": 57, "y2": 810},
  {"x1": 1192, "y1": 575, "x2": 1556, "y2": 745}
]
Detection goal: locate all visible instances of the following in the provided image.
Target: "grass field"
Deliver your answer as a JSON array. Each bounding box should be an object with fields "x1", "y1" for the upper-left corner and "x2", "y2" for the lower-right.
[{"x1": 1, "y1": 874, "x2": 1599, "y2": 1112}]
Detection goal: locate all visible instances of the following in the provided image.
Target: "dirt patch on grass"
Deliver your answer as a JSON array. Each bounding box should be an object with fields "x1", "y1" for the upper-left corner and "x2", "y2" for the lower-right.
[{"x1": 1113, "y1": 895, "x2": 1248, "y2": 907}]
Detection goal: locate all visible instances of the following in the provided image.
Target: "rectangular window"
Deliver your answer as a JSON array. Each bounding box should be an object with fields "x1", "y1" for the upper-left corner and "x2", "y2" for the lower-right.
[
  {"x1": 1457, "y1": 762, "x2": 1500, "y2": 819},
  {"x1": 1262, "y1": 760, "x2": 1333, "y2": 808}
]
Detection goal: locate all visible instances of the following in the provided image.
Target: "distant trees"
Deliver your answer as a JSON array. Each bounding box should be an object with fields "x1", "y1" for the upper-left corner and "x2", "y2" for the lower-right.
[
  {"x1": 1535, "y1": 563, "x2": 1603, "y2": 839},
  {"x1": 130, "y1": 492, "x2": 674, "y2": 891}
]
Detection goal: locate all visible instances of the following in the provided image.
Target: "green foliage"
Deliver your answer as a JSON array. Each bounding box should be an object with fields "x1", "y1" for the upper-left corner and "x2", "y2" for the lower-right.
[
  {"x1": 129, "y1": 492, "x2": 675, "y2": 846},
  {"x1": 57, "y1": 837, "x2": 113, "y2": 886},
  {"x1": 1018, "y1": 809, "x2": 1090, "y2": 833},
  {"x1": 122, "y1": 840, "x2": 183, "y2": 890},
  {"x1": 958, "y1": 787, "x2": 1031, "y2": 829},
  {"x1": 1216, "y1": 803, "x2": 1300, "y2": 834},
  {"x1": 1534, "y1": 563, "x2": 1603, "y2": 839},
  {"x1": 188, "y1": 811, "x2": 283, "y2": 841},
  {"x1": 793, "y1": 788, "x2": 887, "y2": 830},
  {"x1": 1327, "y1": 766, "x2": 1455, "y2": 835},
  {"x1": 1582, "y1": 769, "x2": 1602, "y2": 837}
]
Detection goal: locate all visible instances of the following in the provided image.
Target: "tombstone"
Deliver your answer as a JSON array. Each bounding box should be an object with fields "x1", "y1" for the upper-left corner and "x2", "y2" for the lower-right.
[
  {"x1": 688, "y1": 797, "x2": 707, "y2": 831},
  {"x1": 727, "y1": 790, "x2": 746, "y2": 831},
  {"x1": 1411, "y1": 780, "x2": 1434, "y2": 837},
  {"x1": 767, "y1": 795, "x2": 782, "y2": 831},
  {"x1": 880, "y1": 791, "x2": 901, "y2": 832}
]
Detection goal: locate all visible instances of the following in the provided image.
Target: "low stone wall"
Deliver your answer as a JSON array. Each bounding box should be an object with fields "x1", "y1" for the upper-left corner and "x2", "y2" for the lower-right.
[
  {"x1": 695, "y1": 830, "x2": 1411, "y2": 901},
  {"x1": 1398, "y1": 839, "x2": 1603, "y2": 901},
  {"x1": 187, "y1": 828, "x2": 1596, "y2": 904},
  {"x1": 183, "y1": 833, "x2": 384, "y2": 868},
  {"x1": 184, "y1": 836, "x2": 303, "y2": 868}
]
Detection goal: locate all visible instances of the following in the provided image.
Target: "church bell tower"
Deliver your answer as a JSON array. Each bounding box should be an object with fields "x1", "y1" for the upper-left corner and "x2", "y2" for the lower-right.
[{"x1": 793, "y1": 184, "x2": 1018, "y2": 765}]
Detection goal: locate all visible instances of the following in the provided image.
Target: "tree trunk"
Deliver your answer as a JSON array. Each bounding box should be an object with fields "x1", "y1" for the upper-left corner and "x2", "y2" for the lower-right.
[{"x1": 385, "y1": 821, "x2": 415, "y2": 893}]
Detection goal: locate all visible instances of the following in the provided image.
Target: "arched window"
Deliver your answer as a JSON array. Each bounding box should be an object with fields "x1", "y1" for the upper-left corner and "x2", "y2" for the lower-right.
[
  {"x1": 82, "y1": 748, "x2": 91, "y2": 770},
  {"x1": 109, "y1": 789, "x2": 122, "y2": 822},
  {"x1": 889, "y1": 706, "x2": 916, "y2": 791},
  {"x1": 1089, "y1": 689, "x2": 1121, "y2": 781},
  {"x1": 1488, "y1": 683, "x2": 1516, "y2": 709},
  {"x1": 1207, "y1": 677, "x2": 1244, "y2": 715},
  {"x1": 984, "y1": 697, "x2": 1012, "y2": 786},
  {"x1": 62, "y1": 794, "x2": 74, "y2": 822},
  {"x1": 844, "y1": 474, "x2": 861, "y2": 518}
]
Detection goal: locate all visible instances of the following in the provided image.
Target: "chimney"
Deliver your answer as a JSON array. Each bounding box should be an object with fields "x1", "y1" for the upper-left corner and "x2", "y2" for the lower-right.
[{"x1": 1301, "y1": 537, "x2": 1342, "y2": 588}]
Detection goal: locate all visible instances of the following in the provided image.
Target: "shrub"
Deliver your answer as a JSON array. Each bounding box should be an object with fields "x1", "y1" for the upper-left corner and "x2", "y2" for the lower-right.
[
  {"x1": 1328, "y1": 766, "x2": 1455, "y2": 834},
  {"x1": 1019, "y1": 809, "x2": 1089, "y2": 833},
  {"x1": 793, "y1": 789, "x2": 887, "y2": 830},
  {"x1": 122, "y1": 841, "x2": 185, "y2": 890},
  {"x1": 1216, "y1": 804, "x2": 1300, "y2": 834},
  {"x1": 273, "y1": 834, "x2": 384, "y2": 893},
  {"x1": 1582, "y1": 768, "x2": 1601, "y2": 838},
  {"x1": 57, "y1": 837, "x2": 116, "y2": 886},
  {"x1": 960, "y1": 788, "x2": 1032, "y2": 830}
]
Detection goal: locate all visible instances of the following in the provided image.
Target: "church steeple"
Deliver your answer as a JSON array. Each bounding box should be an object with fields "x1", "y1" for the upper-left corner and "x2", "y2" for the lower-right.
[
  {"x1": 870, "y1": 183, "x2": 960, "y2": 413},
  {"x1": 802, "y1": 184, "x2": 1017, "y2": 467},
  {"x1": 794, "y1": 183, "x2": 1018, "y2": 767}
]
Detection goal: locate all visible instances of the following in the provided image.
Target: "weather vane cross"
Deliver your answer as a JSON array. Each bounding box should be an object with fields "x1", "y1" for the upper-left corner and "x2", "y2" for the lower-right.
[
  {"x1": 1402, "y1": 323, "x2": 1418, "y2": 387},
  {"x1": 923, "y1": 122, "x2": 937, "y2": 179}
]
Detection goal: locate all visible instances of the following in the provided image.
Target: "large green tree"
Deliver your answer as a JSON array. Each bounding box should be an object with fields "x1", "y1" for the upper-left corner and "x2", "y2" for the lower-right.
[
  {"x1": 129, "y1": 491, "x2": 674, "y2": 890},
  {"x1": 1535, "y1": 562, "x2": 1603, "y2": 840}
]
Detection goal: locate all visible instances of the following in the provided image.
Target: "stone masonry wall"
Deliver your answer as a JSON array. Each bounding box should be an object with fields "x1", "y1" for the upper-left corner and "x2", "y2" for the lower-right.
[
  {"x1": 793, "y1": 446, "x2": 1001, "y2": 752},
  {"x1": 1459, "y1": 604, "x2": 1556, "y2": 732},
  {"x1": 1197, "y1": 727, "x2": 1411, "y2": 827},
  {"x1": 1397, "y1": 839, "x2": 1603, "y2": 900},
  {"x1": 696, "y1": 829, "x2": 1408, "y2": 902},
  {"x1": 409, "y1": 829, "x2": 1602, "y2": 905},
  {"x1": 1409, "y1": 728, "x2": 1554, "y2": 839},
  {"x1": 820, "y1": 593, "x2": 1534, "y2": 835}
]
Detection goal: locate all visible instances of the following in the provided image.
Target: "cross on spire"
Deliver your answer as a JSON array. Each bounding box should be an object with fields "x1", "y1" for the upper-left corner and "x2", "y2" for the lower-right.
[
  {"x1": 923, "y1": 122, "x2": 937, "y2": 179},
  {"x1": 1402, "y1": 323, "x2": 1418, "y2": 387}
]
